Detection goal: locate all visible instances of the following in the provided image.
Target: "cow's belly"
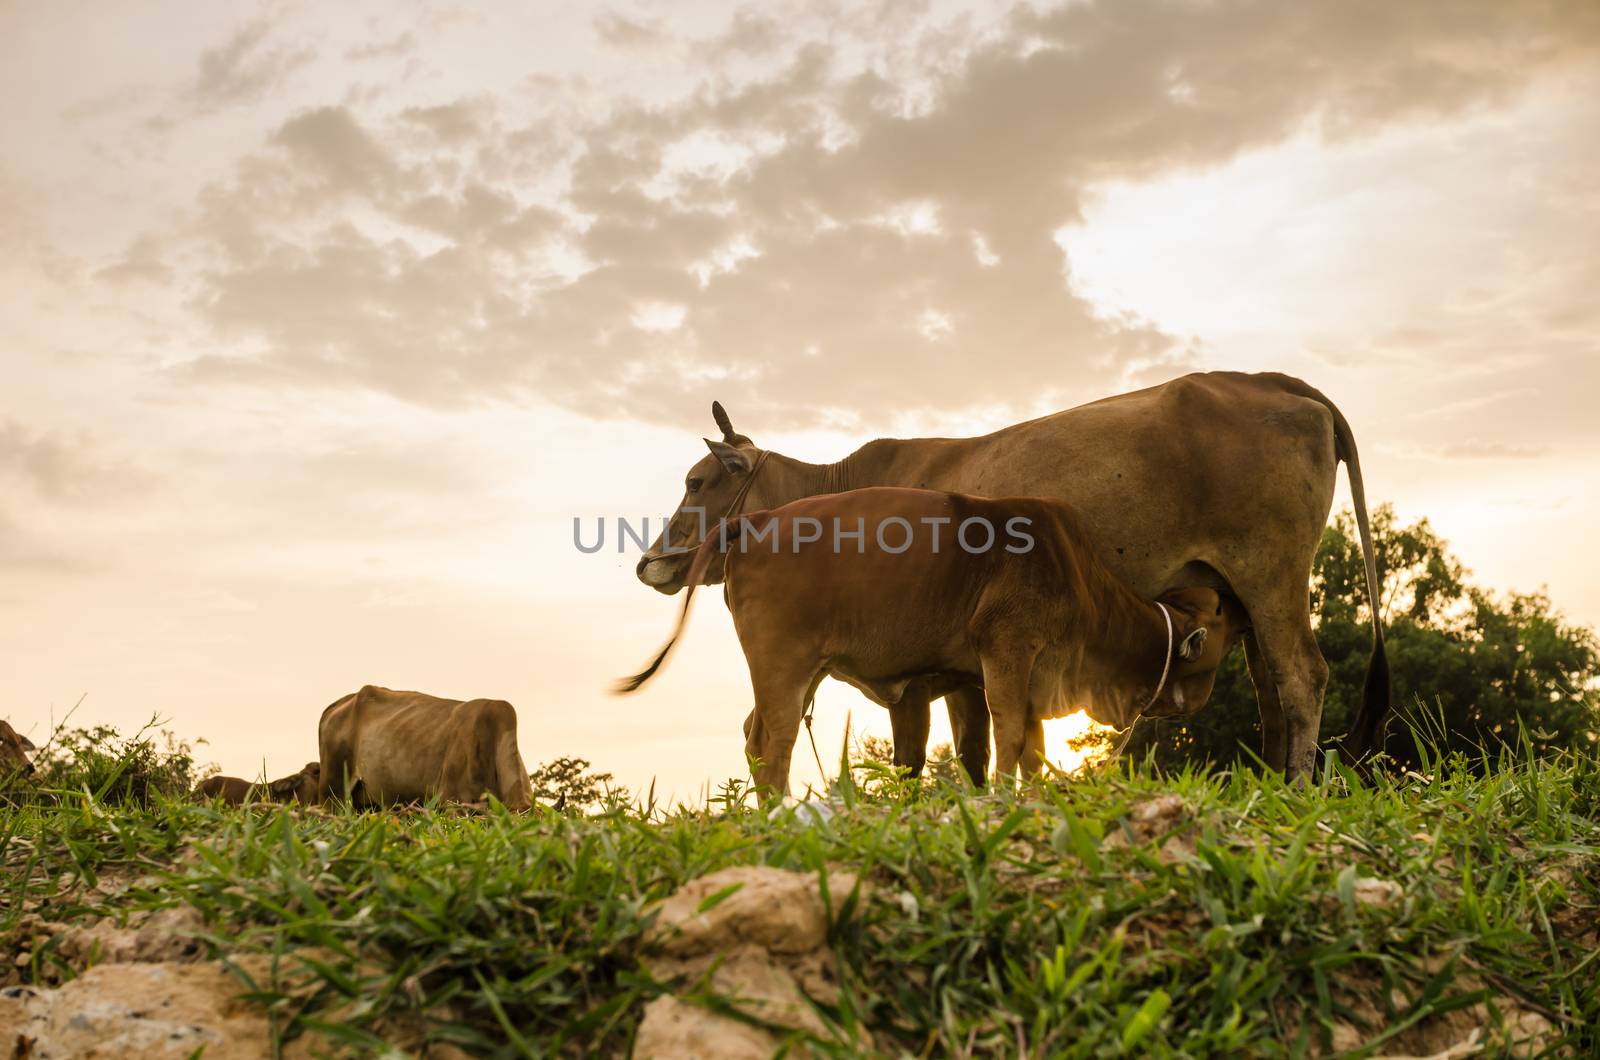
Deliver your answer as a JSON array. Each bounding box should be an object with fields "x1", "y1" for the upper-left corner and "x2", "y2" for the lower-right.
[{"x1": 829, "y1": 662, "x2": 977, "y2": 707}]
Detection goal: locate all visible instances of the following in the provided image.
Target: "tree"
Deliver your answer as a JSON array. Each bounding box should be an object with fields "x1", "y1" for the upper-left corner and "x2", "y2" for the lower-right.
[
  {"x1": 528, "y1": 756, "x2": 624, "y2": 812},
  {"x1": 1121, "y1": 506, "x2": 1599, "y2": 771},
  {"x1": 855, "y1": 735, "x2": 968, "y2": 787}
]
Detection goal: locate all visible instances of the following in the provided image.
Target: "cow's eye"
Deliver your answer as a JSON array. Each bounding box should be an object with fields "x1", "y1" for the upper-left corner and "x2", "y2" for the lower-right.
[{"x1": 686, "y1": 478, "x2": 703, "y2": 493}]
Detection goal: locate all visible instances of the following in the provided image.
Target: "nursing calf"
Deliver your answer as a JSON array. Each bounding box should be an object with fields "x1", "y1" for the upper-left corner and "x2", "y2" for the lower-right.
[
  {"x1": 621, "y1": 487, "x2": 1246, "y2": 793},
  {"x1": 317, "y1": 686, "x2": 533, "y2": 810},
  {"x1": 193, "y1": 762, "x2": 321, "y2": 805}
]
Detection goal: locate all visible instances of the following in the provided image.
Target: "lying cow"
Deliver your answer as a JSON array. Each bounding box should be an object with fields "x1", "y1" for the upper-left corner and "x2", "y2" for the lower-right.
[
  {"x1": 1, "y1": 720, "x2": 36, "y2": 779},
  {"x1": 620, "y1": 487, "x2": 1246, "y2": 792},
  {"x1": 194, "y1": 775, "x2": 253, "y2": 803},
  {"x1": 317, "y1": 686, "x2": 533, "y2": 810},
  {"x1": 193, "y1": 761, "x2": 321, "y2": 805}
]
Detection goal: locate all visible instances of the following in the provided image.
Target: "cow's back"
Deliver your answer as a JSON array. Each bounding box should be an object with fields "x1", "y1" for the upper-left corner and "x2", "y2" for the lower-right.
[
  {"x1": 329, "y1": 686, "x2": 458, "y2": 803},
  {"x1": 195, "y1": 775, "x2": 254, "y2": 804},
  {"x1": 909, "y1": 371, "x2": 1339, "y2": 595}
]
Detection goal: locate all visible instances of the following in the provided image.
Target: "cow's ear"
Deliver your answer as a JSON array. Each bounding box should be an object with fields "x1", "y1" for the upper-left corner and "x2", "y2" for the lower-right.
[
  {"x1": 1178, "y1": 627, "x2": 1207, "y2": 661},
  {"x1": 704, "y1": 438, "x2": 753, "y2": 475}
]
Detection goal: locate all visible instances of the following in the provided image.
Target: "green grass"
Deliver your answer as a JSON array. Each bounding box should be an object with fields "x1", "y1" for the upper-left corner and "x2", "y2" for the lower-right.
[{"x1": 3, "y1": 743, "x2": 1599, "y2": 1057}]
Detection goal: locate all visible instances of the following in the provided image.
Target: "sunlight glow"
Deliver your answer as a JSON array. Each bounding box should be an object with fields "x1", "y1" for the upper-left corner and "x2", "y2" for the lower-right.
[{"x1": 1041, "y1": 710, "x2": 1113, "y2": 775}]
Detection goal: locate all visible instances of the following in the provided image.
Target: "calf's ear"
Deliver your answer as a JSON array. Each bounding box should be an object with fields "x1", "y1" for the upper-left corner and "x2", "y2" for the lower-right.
[
  {"x1": 1178, "y1": 627, "x2": 1208, "y2": 661},
  {"x1": 704, "y1": 438, "x2": 753, "y2": 475}
]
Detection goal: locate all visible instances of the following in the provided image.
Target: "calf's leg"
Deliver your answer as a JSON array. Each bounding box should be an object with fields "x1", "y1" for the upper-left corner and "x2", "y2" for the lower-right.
[
  {"x1": 888, "y1": 683, "x2": 932, "y2": 776},
  {"x1": 745, "y1": 659, "x2": 822, "y2": 796},
  {"x1": 980, "y1": 647, "x2": 1039, "y2": 778},
  {"x1": 944, "y1": 686, "x2": 991, "y2": 786}
]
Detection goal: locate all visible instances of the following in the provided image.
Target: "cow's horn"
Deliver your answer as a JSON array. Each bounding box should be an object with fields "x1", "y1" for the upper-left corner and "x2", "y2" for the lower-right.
[{"x1": 711, "y1": 401, "x2": 736, "y2": 443}]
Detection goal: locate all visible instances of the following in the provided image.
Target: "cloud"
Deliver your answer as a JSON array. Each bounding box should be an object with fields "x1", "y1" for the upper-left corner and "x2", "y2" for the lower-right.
[
  {"x1": 0, "y1": 509, "x2": 96, "y2": 573},
  {"x1": 1433, "y1": 441, "x2": 1550, "y2": 461},
  {"x1": 95, "y1": 235, "x2": 172, "y2": 286},
  {"x1": 0, "y1": 421, "x2": 153, "y2": 504},
  {"x1": 189, "y1": 18, "x2": 316, "y2": 111},
  {"x1": 399, "y1": 100, "x2": 488, "y2": 143},
  {"x1": 137, "y1": 0, "x2": 1600, "y2": 426},
  {"x1": 271, "y1": 107, "x2": 401, "y2": 195},
  {"x1": 593, "y1": 12, "x2": 674, "y2": 55},
  {"x1": 345, "y1": 32, "x2": 417, "y2": 62},
  {"x1": 1407, "y1": 388, "x2": 1540, "y2": 422}
]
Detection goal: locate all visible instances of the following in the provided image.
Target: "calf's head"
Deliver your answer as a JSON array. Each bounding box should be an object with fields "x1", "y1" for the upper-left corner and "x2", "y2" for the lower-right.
[
  {"x1": 266, "y1": 761, "x2": 322, "y2": 803},
  {"x1": 1146, "y1": 587, "x2": 1251, "y2": 718},
  {"x1": 0, "y1": 721, "x2": 36, "y2": 779},
  {"x1": 635, "y1": 401, "x2": 763, "y2": 594}
]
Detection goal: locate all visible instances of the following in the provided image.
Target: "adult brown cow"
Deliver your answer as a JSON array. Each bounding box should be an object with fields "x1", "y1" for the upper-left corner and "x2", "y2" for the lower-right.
[
  {"x1": 1, "y1": 720, "x2": 36, "y2": 779},
  {"x1": 634, "y1": 372, "x2": 1387, "y2": 782},
  {"x1": 316, "y1": 686, "x2": 533, "y2": 810},
  {"x1": 621, "y1": 488, "x2": 1249, "y2": 791}
]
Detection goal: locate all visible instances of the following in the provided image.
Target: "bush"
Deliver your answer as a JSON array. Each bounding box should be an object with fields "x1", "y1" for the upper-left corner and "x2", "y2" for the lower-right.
[{"x1": 31, "y1": 718, "x2": 204, "y2": 806}]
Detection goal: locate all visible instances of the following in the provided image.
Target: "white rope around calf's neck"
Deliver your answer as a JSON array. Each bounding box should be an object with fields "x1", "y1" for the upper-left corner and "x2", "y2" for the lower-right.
[
  {"x1": 1109, "y1": 603, "x2": 1176, "y2": 763},
  {"x1": 1144, "y1": 603, "x2": 1175, "y2": 715}
]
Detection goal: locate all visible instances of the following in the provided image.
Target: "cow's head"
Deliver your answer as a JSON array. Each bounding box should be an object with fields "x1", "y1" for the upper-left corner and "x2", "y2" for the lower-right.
[
  {"x1": 266, "y1": 761, "x2": 321, "y2": 803},
  {"x1": 635, "y1": 401, "x2": 763, "y2": 594},
  {"x1": 0, "y1": 720, "x2": 36, "y2": 779},
  {"x1": 1145, "y1": 587, "x2": 1251, "y2": 718}
]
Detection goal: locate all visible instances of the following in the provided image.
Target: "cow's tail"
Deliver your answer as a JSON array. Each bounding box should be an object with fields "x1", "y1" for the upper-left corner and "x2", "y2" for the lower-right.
[
  {"x1": 614, "y1": 515, "x2": 756, "y2": 694},
  {"x1": 1294, "y1": 381, "x2": 1391, "y2": 761}
]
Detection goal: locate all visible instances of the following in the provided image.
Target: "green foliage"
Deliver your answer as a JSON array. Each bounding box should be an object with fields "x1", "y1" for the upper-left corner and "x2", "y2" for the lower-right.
[
  {"x1": 3, "y1": 747, "x2": 1597, "y2": 1055},
  {"x1": 28, "y1": 718, "x2": 203, "y2": 807},
  {"x1": 527, "y1": 755, "x2": 626, "y2": 813},
  {"x1": 856, "y1": 734, "x2": 967, "y2": 789},
  {"x1": 1125, "y1": 505, "x2": 1600, "y2": 770}
]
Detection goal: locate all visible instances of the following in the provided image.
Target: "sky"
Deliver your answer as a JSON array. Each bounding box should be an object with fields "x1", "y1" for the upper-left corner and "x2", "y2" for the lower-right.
[{"x1": 3, "y1": 0, "x2": 1598, "y2": 800}]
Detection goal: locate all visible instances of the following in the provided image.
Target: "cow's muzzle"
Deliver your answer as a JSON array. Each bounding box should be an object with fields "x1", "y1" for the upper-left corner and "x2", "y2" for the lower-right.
[{"x1": 636, "y1": 554, "x2": 685, "y2": 593}]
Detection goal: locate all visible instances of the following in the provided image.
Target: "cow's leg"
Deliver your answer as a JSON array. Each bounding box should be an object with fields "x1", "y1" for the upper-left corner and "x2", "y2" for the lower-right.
[
  {"x1": 1021, "y1": 719, "x2": 1048, "y2": 778},
  {"x1": 473, "y1": 700, "x2": 531, "y2": 811},
  {"x1": 316, "y1": 733, "x2": 352, "y2": 805},
  {"x1": 888, "y1": 683, "x2": 932, "y2": 777},
  {"x1": 742, "y1": 707, "x2": 767, "y2": 779},
  {"x1": 1244, "y1": 630, "x2": 1288, "y2": 772},
  {"x1": 1245, "y1": 606, "x2": 1328, "y2": 782},
  {"x1": 981, "y1": 647, "x2": 1038, "y2": 777},
  {"x1": 944, "y1": 686, "x2": 991, "y2": 786}
]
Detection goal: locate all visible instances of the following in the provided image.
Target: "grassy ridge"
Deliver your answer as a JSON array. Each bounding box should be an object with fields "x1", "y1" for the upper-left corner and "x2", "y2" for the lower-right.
[{"x1": 3, "y1": 746, "x2": 1599, "y2": 1057}]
